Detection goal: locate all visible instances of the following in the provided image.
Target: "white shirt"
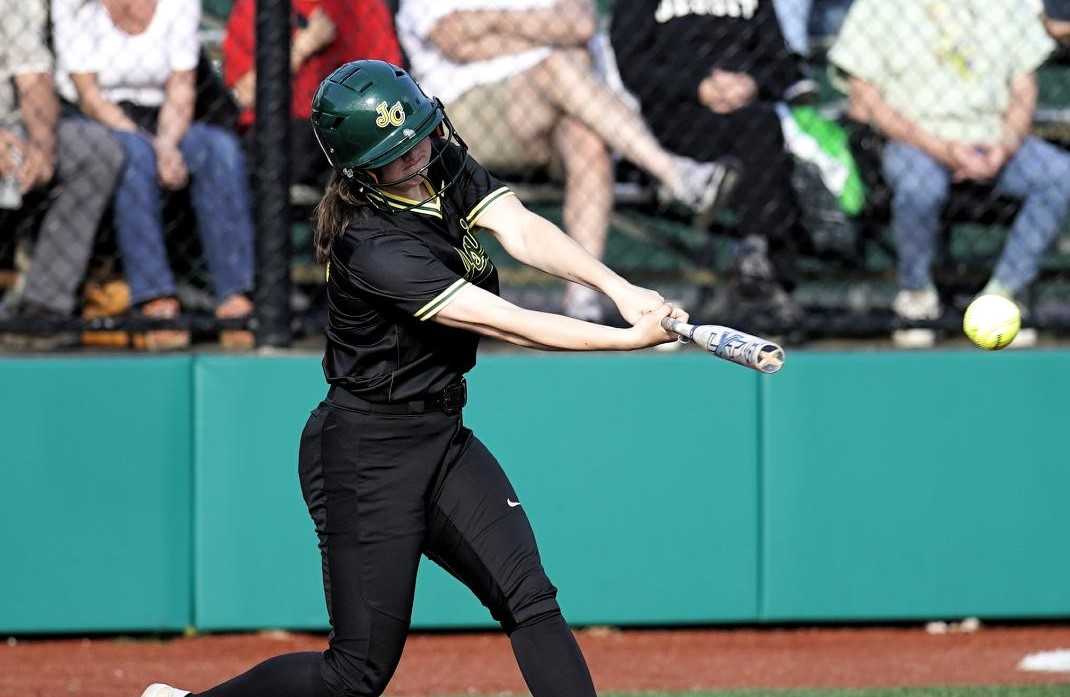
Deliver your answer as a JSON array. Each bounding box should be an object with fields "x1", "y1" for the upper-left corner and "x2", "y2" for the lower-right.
[
  {"x1": 52, "y1": 0, "x2": 201, "y2": 107},
  {"x1": 397, "y1": 0, "x2": 554, "y2": 104}
]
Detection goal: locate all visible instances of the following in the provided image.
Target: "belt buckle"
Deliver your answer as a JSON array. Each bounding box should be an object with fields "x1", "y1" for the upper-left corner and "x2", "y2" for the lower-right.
[{"x1": 440, "y1": 379, "x2": 466, "y2": 415}]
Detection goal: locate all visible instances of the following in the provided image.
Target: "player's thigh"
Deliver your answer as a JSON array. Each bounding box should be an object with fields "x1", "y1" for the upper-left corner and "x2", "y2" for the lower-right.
[
  {"x1": 299, "y1": 406, "x2": 430, "y2": 689},
  {"x1": 424, "y1": 435, "x2": 559, "y2": 631}
]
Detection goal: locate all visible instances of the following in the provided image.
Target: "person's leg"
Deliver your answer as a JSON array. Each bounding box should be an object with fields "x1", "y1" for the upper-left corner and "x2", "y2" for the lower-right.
[
  {"x1": 178, "y1": 122, "x2": 255, "y2": 304},
  {"x1": 425, "y1": 433, "x2": 597, "y2": 697},
  {"x1": 553, "y1": 115, "x2": 613, "y2": 320},
  {"x1": 522, "y1": 48, "x2": 710, "y2": 201},
  {"x1": 773, "y1": 0, "x2": 814, "y2": 56},
  {"x1": 21, "y1": 118, "x2": 124, "y2": 315},
  {"x1": 111, "y1": 129, "x2": 177, "y2": 304},
  {"x1": 194, "y1": 405, "x2": 444, "y2": 697},
  {"x1": 881, "y1": 140, "x2": 952, "y2": 292},
  {"x1": 989, "y1": 136, "x2": 1070, "y2": 296}
]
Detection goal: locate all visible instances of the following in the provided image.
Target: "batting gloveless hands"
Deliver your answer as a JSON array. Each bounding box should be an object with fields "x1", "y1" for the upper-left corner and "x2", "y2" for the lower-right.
[{"x1": 626, "y1": 303, "x2": 688, "y2": 349}]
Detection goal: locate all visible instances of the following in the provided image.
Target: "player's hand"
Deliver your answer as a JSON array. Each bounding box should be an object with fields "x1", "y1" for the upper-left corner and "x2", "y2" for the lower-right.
[
  {"x1": 611, "y1": 282, "x2": 665, "y2": 325},
  {"x1": 17, "y1": 143, "x2": 55, "y2": 193},
  {"x1": 979, "y1": 144, "x2": 1012, "y2": 179},
  {"x1": 0, "y1": 129, "x2": 24, "y2": 178},
  {"x1": 949, "y1": 142, "x2": 993, "y2": 182},
  {"x1": 624, "y1": 303, "x2": 677, "y2": 349},
  {"x1": 699, "y1": 70, "x2": 757, "y2": 114},
  {"x1": 233, "y1": 71, "x2": 256, "y2": 109},
  {"x1": 155, "y1": 140, "x2": 189, "y2": 190}
]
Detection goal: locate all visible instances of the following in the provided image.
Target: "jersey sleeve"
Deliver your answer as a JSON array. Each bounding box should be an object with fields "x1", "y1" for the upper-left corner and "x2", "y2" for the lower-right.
[
  {"x1": 457, "y1": 153, "x2": 515, "y2": 230},
  {"x1": 336, "y1": 230, "x2": 470, "y2": 321}
]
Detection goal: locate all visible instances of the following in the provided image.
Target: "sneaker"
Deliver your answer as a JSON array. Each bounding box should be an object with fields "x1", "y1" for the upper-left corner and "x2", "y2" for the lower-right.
[
  {"x1": 140, "y1": 685, "x2": 190, "y2": 697},
  {"x1": 0, "y1": 300, "x2": 79, "y2": 351},
  {"x1": 664, "y1": 156, "x2": 737, "y2": 223},
  {"x1": 892, "y1": 287, "x2": 940, "y2": 348}
]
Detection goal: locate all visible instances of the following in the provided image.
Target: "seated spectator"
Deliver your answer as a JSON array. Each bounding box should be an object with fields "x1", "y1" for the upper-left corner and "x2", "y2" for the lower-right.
[
  {"x1": 52, "y1": 0, "x2": 256, "y2": 350},
  {"x1": 0, "y1": 0, "x2": 124, "y2": 350},
  {"x1": 830, "y1": 0, "x2": 1070, "y2": 347},
  {"x1": 397, "y1": 0, "x2": 732, "y2": 321},
  {"x1": 222, "y1": 0, "x2": 402, "y2": 187},
  {"x1": 1043, "y1": 0, "x2": 1070, "y2": 43},
  {"x1": 611, "y1": 0, "x2": 815, "y2": 323}
]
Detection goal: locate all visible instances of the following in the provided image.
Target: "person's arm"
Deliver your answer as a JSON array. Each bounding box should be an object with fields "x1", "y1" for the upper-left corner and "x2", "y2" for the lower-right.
[
  {"x1": 291, "y1": 7, "x2": 336, "y2": 73},
  {"x1": 979, "y1": 72, "x2": 1039, "y2": 176},
  {"x1": 13, "y1": 71, "x2": 58, "y2": 190},
  {"x1": 477, "y1": 194, "x2": 670, "y2": 324},
  {"x1": 1000, "y1": 72, "x2": 1038, "y2": 153},
  {"x1": 429, "y1": 0, "x2": 596, "y2": 61},
  {"x1": 156, "y1": 69, "x2": 195, "y2": 148},
  {"x1": 848, "y1": 76, "x2": 955, "y2": 167},
  {"x1": 434, "y1": 283, "x2": 679, "y2": 351},
  {"x1": 69, "y1": 73, "x2": 139, "y2": 131},
  {"x1": 1045, "y1": 15, "x2": 1070, "y2": 42},
  {"x1": 222, "y1": 0, "x2": 255, "y2": 108}
]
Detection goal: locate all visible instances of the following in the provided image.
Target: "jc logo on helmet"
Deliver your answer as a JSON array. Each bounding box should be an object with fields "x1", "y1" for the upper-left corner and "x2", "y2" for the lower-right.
[{"x1": 375, "y1": 101, "x2": 406, "y2": 128}]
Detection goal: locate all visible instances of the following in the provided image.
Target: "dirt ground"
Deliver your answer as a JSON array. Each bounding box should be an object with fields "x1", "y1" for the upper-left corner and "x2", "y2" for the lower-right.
[{"x1": 2, "y1": 624, "x2": 1070, "y2": 697}]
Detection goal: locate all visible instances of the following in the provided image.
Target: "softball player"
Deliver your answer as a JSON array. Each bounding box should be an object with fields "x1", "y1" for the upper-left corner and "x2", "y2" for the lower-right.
[{"x1": 142, "y1": 60, "x2": 687, "y2": 697}]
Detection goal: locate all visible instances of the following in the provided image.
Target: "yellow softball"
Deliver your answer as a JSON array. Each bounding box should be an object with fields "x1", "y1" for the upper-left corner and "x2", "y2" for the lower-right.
[{"x1": 963, "y1": 294, "x2": 1020, "y2": 350}]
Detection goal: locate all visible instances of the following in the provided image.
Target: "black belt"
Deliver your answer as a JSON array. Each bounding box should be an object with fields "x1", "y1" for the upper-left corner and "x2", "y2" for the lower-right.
[{"x1": 327, "y1": 379, "x2": 467, "y2": 416}]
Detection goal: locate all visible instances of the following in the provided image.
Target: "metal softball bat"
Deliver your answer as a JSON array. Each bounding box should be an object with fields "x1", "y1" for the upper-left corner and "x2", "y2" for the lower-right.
[{"x1": 661, "y1": 318, "x2": 785, "y2": 374}]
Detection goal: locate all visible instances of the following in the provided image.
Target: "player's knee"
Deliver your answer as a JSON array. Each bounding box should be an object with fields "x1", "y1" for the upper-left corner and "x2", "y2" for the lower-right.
[
  {"x1": 321, "y1": 617, "x2": 407, "y2": 697},
  {"x1": 497, "y1": 570, "x2": 561, "y2": 634},
  {"x1": 321, "y1": 650, "x2": 398, "y2": 697}
]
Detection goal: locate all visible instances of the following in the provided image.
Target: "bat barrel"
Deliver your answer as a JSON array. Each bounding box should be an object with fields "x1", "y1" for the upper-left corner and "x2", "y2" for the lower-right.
[{"x1": 661, "y1": 318, "x2": 784, "y2": 374}]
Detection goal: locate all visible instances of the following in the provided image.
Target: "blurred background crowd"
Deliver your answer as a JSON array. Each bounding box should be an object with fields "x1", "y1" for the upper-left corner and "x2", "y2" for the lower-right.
[{"x1": 2, "y1": 0, "x2": 1070, "y2": 351}]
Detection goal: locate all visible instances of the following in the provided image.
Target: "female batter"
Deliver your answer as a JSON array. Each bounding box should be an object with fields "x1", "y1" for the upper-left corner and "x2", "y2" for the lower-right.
[{"x1": 142, "y1": 60, "x2": 686, "y2": 697}]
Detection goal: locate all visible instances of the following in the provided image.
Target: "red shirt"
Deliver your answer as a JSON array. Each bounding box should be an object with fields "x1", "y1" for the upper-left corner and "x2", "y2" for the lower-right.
[{"x1": 223, "y1": 0, "x2": 403, "y2": 129}]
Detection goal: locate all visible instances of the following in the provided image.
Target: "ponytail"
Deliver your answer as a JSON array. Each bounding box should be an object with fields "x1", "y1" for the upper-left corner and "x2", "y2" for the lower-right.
[{"x1": 313, "y1": 172, "x2": 367, "y2": 264}]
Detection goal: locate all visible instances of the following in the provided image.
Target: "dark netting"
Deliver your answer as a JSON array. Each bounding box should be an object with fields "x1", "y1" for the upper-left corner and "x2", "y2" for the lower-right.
[{"x1": 2, "y1": 0, "x2": 1070, "y2": 352}]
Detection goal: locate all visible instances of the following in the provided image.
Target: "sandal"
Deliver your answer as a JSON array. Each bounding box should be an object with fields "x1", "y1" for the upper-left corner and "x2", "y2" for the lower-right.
[
  {"x1": 132, "y1": 297, "x2": 191, "y2": 352},
  {"x1": 216, "y1": 294, "x2": 254, "y2": 350}
]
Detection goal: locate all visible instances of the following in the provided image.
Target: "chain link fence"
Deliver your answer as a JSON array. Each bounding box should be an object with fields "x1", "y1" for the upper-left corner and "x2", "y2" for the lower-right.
[{"x1": 2, "y1": 0, "x2": 1069, "y2": 351}]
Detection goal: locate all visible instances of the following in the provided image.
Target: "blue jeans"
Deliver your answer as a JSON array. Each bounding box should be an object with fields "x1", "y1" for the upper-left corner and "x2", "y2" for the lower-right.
[
  {"x1": 882, "y1": 137, "x2": 1070, "y2": 294},
  {"x1": 773, "y1": 0, "x2": 813, "y2": 55},
  {"x1": 112, "y1": 123, "x2": 255, "y2": 305}
]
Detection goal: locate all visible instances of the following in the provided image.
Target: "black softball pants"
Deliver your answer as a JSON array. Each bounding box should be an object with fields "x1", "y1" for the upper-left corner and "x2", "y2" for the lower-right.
[{"x1": 193, "y1": 395, "x2": 597, "y2": 697}]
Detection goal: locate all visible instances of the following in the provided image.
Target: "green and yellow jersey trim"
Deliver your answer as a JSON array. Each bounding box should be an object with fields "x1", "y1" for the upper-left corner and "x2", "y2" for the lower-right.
[
  {"x1": 369, "y1": 184, "x2": 443, "y2": 219},
  {"x1": 466, "y1": 187, "x2": 514, "y2": 229},
  {"x1": 415, "y1": 277, "x2": 470, "y2": 321}
]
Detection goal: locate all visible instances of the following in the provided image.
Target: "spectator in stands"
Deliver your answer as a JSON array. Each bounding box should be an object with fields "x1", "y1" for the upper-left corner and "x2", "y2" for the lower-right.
[
  {"x1": 831, "y1": 0, "x2": 1070, "y2": 347},
  {"x1": 1043, "y1": 0, "x2": 1070, "y2": 43},
  {"x1": 52, "y1": 0, "x2": 255, "y2": 350},
  {"x1": 0, "y1": 0, "x2": 124, "y2": 350},
  {"x1": 396, "y1": 0, "x2": 732, "y2": 321},
  {"x1": 223, "y1": 0, "x2": 403, "y2": 187},
  {"x1": 611, "y1": 0, "x2": 815, "y2": 322}
]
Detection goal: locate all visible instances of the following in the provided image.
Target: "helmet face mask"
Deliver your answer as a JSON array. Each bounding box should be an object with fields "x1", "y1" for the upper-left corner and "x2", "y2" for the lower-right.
[{"x1": 311, "y1": 60, "x2": 470, "y2": 213}]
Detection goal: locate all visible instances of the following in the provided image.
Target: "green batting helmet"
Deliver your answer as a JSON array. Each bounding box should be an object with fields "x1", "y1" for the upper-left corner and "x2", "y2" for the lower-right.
[{"x1": 310, "y1": 60, "x2": 469, "y2": 208}]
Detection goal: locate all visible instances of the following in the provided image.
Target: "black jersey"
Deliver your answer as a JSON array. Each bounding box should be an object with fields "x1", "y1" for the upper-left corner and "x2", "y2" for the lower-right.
[{"x1": 323, "y1": 141, "x2": 511, "y2": 402}]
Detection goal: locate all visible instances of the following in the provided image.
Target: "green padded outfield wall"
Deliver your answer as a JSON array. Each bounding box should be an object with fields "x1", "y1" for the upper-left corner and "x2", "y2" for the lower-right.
[
  {"x1": 760, "y1": 351, "x2": 1070, "y2": 621},
  {"x1": 193, "y1": 354, "x2": 759, "y2": 630},
  {"x1": 0, "y1": 357, "x2": 193, "y2": 633},
  {"x1": 3, "y1": 351, "x2": 1070, "y2": 633}
]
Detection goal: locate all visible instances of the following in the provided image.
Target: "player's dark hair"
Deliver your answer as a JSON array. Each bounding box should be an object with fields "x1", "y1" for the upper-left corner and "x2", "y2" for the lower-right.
[{"x1": 313, "y1": 172, "x2": 366, "y2": 264}]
